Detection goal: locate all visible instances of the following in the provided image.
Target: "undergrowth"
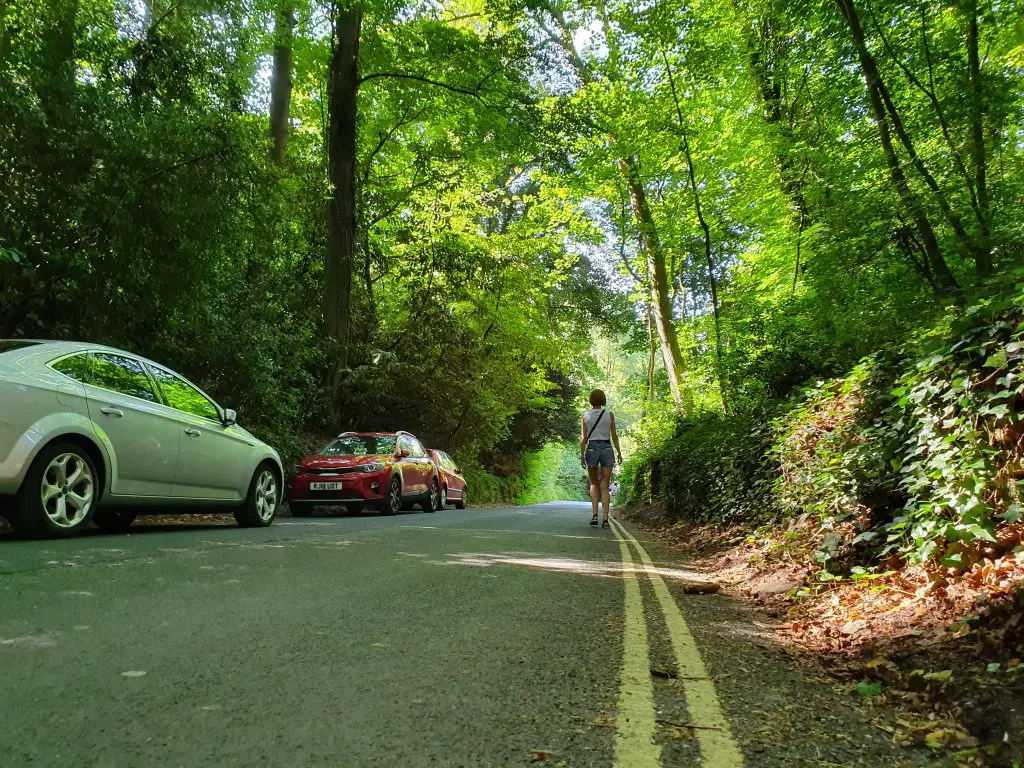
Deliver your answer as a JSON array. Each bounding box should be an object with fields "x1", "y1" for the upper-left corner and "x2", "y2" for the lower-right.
[{"x1": 621, "y1": 283, "x2": 1024, "y2": 572}]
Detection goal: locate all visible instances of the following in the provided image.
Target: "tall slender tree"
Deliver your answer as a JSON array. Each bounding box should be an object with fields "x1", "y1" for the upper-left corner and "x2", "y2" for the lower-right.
[{"x1": 269, "y1": 0, "x2": 295, "y2": 165}]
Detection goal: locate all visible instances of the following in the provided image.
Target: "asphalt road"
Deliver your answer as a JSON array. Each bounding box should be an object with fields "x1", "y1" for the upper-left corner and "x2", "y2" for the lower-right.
[{"x1": 0, "y1": 503, "x2": 928, "y2": 767}]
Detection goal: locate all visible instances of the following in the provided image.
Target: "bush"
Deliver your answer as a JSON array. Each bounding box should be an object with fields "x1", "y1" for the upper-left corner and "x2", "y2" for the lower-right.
[
  {"x1": 624, "y1": 284, "x2": 1024, "y2": 569},
  {"x1": 620, "y1": 409, "x2": 777, "y2": 525}
]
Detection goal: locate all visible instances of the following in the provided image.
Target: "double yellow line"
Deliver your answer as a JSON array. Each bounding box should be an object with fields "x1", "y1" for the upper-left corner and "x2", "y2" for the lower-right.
[{"x1": 610, "y1": 518, "x2": 745, "y2": 768}]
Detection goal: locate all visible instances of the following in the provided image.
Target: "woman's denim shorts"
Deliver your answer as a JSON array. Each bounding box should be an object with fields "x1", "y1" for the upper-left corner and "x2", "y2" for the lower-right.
[{"x1": 585, "y1": 441, "x2": 615, "y2": 469}]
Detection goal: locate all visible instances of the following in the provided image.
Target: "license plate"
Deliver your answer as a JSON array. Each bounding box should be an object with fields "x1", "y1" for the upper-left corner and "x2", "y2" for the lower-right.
[{"x1": 310, "y1": 482, "x2": 342, "y2": 491}]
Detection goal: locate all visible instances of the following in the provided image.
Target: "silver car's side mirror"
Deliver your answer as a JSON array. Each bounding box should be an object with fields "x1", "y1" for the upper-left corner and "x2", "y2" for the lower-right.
[{"x1": 222, "y1": 408, "x2": 237, "y2": 426}]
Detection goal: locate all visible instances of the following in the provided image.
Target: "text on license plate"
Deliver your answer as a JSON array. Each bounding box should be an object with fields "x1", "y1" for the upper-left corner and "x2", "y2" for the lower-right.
[{"x1": 311, "y1": 482, "x2": 342, "y2": 491}]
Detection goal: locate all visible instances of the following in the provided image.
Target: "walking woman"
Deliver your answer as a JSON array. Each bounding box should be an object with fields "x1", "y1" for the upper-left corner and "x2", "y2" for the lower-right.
[{"x1": 580, "y1": 389, "x2": 623, "y2": 528}]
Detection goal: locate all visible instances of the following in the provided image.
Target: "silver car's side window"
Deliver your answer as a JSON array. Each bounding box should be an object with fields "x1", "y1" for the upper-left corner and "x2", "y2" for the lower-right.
[
  {"x1": 51, "y1": 353, "x2": 91, "y2": 383},
  {"x1": 149, "y1": 365, "x2": 221, "y2": 423},
  {"x1": 91, "y1": 353, "x2": 159, "y2": 402}
]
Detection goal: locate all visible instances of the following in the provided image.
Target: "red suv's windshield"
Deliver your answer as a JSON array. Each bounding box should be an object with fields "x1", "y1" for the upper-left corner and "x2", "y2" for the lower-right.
[{"x1": 319, "y1": 435, "x2": 396, "y2": 456}]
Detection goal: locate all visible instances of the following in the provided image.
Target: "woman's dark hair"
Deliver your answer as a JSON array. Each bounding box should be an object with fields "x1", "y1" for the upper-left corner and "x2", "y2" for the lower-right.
[{"x1": 589, "y1": 389, "x2": 607, "y2": 408}]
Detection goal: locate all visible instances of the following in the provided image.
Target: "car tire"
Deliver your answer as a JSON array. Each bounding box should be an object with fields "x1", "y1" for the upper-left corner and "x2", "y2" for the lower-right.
[
  {"x1": 421, "y1": 478, "x2": 439, "y2": 513},
  {"x1": 455, "y1": 490, "x2": 467, "y2": 509},
  {"x1": 290, "y1": 502, "x2": 313, "y2": 518},
  {"x1": 380, "y1": 477, "x2": 401, "y2": 515},
  {"x1": 439, "y1": 486, "x2": 447, "y2": 510},
  {"x1": 10, "y1": 442, "x2": 99, "y2": 538},
  {"x1": 93, "y1": 508, "x2": 137, "y2": 533},
  {"x1": 234, "y1": 462, "x2": 280, "y2": 528}
]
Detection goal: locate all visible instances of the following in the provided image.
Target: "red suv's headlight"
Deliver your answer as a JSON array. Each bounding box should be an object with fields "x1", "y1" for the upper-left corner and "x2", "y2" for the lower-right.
[{"x1": 358, "y1": 461, "x2": 386, "y2": 473}]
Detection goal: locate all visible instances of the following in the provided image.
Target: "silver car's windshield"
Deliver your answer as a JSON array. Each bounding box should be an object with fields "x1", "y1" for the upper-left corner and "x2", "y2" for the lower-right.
[{"x1": 320, "y1": 435, "x2": 397, "y2": 456}]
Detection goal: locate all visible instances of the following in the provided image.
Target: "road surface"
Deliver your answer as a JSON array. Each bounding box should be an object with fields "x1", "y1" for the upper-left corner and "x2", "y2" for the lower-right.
[{"x1": 0, "y1": 503, "x2": 926, "y2": 766}]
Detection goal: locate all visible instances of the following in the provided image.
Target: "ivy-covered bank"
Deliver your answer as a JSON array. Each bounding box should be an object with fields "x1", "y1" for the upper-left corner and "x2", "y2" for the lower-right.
[{"x1": 621, "y1": 285, "x2": 1024, "y2": 573}]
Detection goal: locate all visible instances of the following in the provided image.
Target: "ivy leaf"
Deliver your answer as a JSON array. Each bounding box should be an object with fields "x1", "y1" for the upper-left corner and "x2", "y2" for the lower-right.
[
  {"x1": 984, "y1": 348, "x2": 1009, "y2": 369},
  {"x1": 965, "y1": 524, "x2": 997, "y2": 543},
  {"x1": 999, "y1": 504, "x2": 1022, "y2": 523}
]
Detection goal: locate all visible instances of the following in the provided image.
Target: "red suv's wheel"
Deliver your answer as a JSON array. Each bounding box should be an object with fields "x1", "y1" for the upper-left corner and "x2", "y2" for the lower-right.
[
  {"x1": 421, "y1": 478, "x2": 439, "y2": 513},
  {"x1": 380, "y1": 476, "x2": 401, "y2": 515}
]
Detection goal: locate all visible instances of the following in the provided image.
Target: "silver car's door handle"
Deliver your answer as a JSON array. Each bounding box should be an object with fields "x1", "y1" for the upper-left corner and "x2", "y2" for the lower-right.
[
  {"x1": 184, "y1": 428, "x2": 201, "y2": 437},
  {"x1": 100, "y1": 407, "x2": 124, "y2": 417}
]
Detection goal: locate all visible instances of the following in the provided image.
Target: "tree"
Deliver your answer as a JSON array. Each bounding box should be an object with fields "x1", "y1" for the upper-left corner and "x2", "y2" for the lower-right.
[{"x1": 268, "y1": 0, "x2": 295, "y2": 165}]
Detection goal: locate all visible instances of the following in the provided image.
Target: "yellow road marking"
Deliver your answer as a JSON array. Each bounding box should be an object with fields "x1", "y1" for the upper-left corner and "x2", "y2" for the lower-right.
[
  {"x1": 613, "y1": 519, "x2": 745, "y2": 768},
  {"x1": 610, "y1": 522, "x2": 662, "y2": 768}
]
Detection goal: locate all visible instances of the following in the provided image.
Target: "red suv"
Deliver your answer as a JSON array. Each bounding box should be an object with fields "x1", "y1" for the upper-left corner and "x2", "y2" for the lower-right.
[{"x1": 288, "y1": 431, "x2": 439, "y2": 516}]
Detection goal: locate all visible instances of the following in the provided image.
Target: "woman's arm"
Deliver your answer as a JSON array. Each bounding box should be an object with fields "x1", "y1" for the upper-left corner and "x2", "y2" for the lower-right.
[
  {"x1": 579, "y1": 414, "x2": 588, "y2": 462},
  {"x1": 611, "y1": 413, "x2": 623, "y2": 463}
]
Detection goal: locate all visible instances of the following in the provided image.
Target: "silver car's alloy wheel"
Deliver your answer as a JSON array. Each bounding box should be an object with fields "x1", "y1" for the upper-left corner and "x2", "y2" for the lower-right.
[
  {"x1": 40, "y1": 453, "x2": 94, "y2": 529},
  {"x1": 255, "y1": 470, "x2": 278, "y2": 522}
]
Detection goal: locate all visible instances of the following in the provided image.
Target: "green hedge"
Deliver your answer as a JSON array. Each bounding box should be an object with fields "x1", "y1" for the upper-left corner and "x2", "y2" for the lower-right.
[{"x1": 622, "y1": 285, "x2": 1024, "y2": 569}]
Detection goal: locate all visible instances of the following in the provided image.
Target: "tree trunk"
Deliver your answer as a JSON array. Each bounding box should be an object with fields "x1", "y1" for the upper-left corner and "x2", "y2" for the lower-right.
[
  {"x1": 546, "y1": 6, "x2": 689, "y2": 410},
  {"x1": 966, "y1": 0, "x2": 992, "y2": 275},
  {"x1": 836, "y1": 0, "x2": 959, "y2": 296},
  {"x1": 619, "y1": 157, "x2": 688, "y2": 410},
  {"x1": 40, "y1": 0, "x2": 77, "y2": 97},
  {"x1": 269, "y1": 1, "x2": 295, "y2": 165},
  {"x1": 325, "y1": 4, "x2": 362, "y2": 383},
  {"x1": 0, "y1": 1, "x2": 11, "y2": 64},
  {"x1": 666, "y1": 58, "x2": 729, "y2": 414},
  {"x1": 646, "y1": 302, "x2": 656, "y2": 411}
]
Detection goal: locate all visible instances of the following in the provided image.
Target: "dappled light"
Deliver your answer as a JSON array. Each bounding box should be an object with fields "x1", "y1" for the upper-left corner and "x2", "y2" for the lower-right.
[{"x1": 438, "y1": 551, "x2": 716, "y2": 585}]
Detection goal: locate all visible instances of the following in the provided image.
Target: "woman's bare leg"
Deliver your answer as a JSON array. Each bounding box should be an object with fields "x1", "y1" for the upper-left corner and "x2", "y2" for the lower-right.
[
  {"x1": 588, "y1": 466, "x2": 600, "y2": 519},
  {"x1": 600, "y1": 466, "x2": 613, "y2": 522}
]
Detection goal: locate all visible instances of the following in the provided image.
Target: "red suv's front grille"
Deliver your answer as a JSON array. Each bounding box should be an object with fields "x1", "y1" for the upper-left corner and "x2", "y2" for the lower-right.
[{"x1": 304, "y1": 467, "x2": 358, "y2": 476}]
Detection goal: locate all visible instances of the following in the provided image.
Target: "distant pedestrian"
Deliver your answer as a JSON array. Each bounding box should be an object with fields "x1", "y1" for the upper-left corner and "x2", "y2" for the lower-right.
[{"x1": 580, "y1": 389, "x2": 622, "y2": 529}]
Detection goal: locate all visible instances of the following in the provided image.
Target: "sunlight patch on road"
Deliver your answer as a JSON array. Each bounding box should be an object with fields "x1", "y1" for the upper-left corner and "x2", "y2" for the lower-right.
[
  {"x1": 0, "y1": 635, "x2": 57, "y2": 649},
  {"x1": 438, "y1": 552, "x2": 714, "y2": 583},
  {"x1": 400, "y1": 525, "x2": 608, "y2": 540},
  {"x1": 613, "y1": 520, "x2": 745, "y2": 768},
  {"x1": 444, "y1": 553, "x2": 621, "y2": 577}
]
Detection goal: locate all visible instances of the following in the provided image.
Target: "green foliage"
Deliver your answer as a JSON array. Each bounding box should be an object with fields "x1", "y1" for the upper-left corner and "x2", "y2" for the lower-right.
[
  {"x1": 619, "y1": 407, "x2": 777, "y2": 525},
  {"x1": 624, "y1": 286, "x2": 1024, "y2": 567},
  {"x1": 460, "y1": 467, "x2": 519, "y2": 506},
  {"x1": 0, "y1": 0, "x2": 617, "y2": 471},
  {"x1": 459, "y1": 442, "x2": 588, "y2": 506},
  {"x1": 3, "y1": 0, "x2": 1024, "y2": 497},
  {"x1": 514, "y1": 443, "x2": 588, "y2": 505}
]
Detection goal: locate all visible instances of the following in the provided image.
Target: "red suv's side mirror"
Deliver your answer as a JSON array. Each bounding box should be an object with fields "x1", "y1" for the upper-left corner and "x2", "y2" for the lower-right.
[{"x1": 400, "y1": 448, "x2": 411, "y2": 458}]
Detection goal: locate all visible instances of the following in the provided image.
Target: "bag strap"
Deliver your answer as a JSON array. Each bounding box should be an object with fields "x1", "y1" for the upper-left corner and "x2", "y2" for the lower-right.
[{"x1": 584, "y1": 409, "x2": 607, "y2": 447}]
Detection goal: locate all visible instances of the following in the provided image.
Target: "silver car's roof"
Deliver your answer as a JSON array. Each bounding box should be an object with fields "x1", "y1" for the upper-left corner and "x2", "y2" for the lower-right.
[{"x1": 0, "y1": 339, "x2": 160, "y2": 366}]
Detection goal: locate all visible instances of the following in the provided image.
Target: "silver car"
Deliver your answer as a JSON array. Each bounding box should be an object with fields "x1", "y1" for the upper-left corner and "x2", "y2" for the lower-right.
[{"x1": 0, "y1": 340, "x2": 283, "y2": 537}]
